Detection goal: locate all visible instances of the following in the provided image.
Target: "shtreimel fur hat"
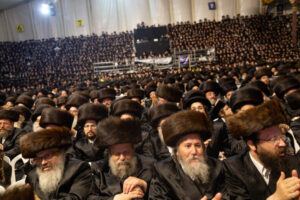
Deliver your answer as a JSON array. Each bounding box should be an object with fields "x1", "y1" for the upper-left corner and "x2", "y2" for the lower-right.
[
  {"x1": 39, "y1": 107, "x2": 74, "y2": 129},
  {"x1": 226, "y1": 98, "x2": 287, "y2": 139},
  {"x1": 112, "y1": 99, "x2": 143, "y2": 119},
  {"x1": 77, "y1": 103, "x2": 108, "y2": 126},
  {"x1": 162, "y1": 110, "x2": 211, "y2": 147},
  {"x1": 95, "y1": 117, "x2": 141, "y2": 148},
  {"x1": 20, "y1": 127, "x2": 72, "y2": 158},
  {"x1": 156, "y1": 85, "x2": 182, "y2": 103}
]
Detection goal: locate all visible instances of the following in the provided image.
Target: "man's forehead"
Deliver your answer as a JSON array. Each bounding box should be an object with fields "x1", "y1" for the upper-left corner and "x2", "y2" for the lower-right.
[
  {"x1": 36, "y1": 147, "x2": 59, "y2": 157},
  {"x1": 178, "y1": 133, "x2": 202, "y2": 144},
  {"x1": 257, "y1": 125, "x2": 282, "y2": 139},
  {"x1": 109, "y1": 143, "x2": 133, "y2": 153}
]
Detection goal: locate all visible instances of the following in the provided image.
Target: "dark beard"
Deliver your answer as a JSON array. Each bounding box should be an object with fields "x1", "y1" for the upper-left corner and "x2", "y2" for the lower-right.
[
  {"x1": 258, "y1": 148, "x2": 288, "y2": 172},
  {"x1": 87, "y1": 134, "x2": 96, "y2": 141}
]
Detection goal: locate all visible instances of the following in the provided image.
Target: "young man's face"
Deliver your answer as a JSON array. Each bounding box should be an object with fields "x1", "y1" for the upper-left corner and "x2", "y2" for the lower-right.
[
  {"x1": 83, "y1": 120, "x2": 97, "y2": 141},
  {"x1": 0, "y1": 119, "x2": 13, "y2": 137}
]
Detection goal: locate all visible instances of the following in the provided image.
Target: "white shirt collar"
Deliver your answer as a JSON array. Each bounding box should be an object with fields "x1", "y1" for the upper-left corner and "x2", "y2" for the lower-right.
[{"x1": 249, "y1": 152, "x2": 270, "y2": 184}]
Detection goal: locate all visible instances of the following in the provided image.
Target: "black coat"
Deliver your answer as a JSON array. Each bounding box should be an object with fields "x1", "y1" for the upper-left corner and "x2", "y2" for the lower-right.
[
  {"x1": 3, "y1": 127, "x2": 26, "y2": 159},
  {"x1": 26, "y1": 156, "x2": 93, "y2": 200},
  {"x1": 223, "y1": 151, "x2": 300, "y2": 200},
  {"x1": 290, "y1": 118, "x2": 300, "y2": 144},
  {"x1": 69, "y1": 137, "x2": 105, "y2": 162},
  {"x1": 149, "y1": 156, "x2": 225, "y2": 200},
  {"x1": 88, "y1": 154, "x2": 155, "y2": 200}
]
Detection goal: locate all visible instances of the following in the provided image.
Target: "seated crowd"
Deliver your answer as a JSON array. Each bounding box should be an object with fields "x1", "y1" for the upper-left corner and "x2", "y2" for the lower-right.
[{"x1": 0, "y1": 14, "x2": 299, "y2": 200}]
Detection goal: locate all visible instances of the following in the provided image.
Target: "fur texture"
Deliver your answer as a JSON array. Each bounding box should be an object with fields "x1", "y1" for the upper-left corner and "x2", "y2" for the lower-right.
[
  {"x1": 127, "y1": 88, "x2": 145, "y2": 99},
  {"x1": 156, "y1": 85, "x2": 182, "y2": 103},
  {"x1": 162, "y1": 110, "x2": 211, "y2": 147},
  {"x1": 183, "y1": 90, "x2": 211, "y2": 110},
  {"x1": 229, "y1": 87, "x2": 263, "y2": 113},
  {"x1": 226, "y1": 98, "x2": 287, "y2": 138},
  {"x1": 39, "y1": 107, "x2": 74, "y2": 129},
  {"x1": 95, "y1": 117, "x2": 141, "y2": 148},
  {"x1": 274, "y1": 76, "x2": 300, "y2": 99},
  {"x1": 98, "y1": 88, "x2": 116, "y2": 101},
  {"x1": 15, "y1": 95, "x2": 34, "y2": 109},
  {"x1": 31, "y1": 104, "x2": 52, "y2": 122},
  {"x1": 65, "y1": 94, "x2": 89, "y2": 110},
  {"x1": 11, "y1": 106, "x2": 31, "y2": 121},
  {"x1": 77, "y1": 103, "x2": 108, "y2": 126},
  {"x1": 201, "y1": 81, "x2": 221, "y2": 95},
  {"x1": 148, "y1": 103, "x2": 180, "y2": 128},
  {"x1": 112, "y1": 99, "x2": 143, "y2": 119},
  {"x1": 0, "y1": 109, "x2": 19, "y2": 122},
  {"x1": 20, "y1": 127, "x2": 72, "y2": 158}
]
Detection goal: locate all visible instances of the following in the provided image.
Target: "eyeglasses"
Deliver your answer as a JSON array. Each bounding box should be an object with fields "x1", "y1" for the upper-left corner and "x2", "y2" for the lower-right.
[
  {"x1": 84, "y1": 124, "x2": 96, "y2": 129},
  {"x1": 32, "y1": 150, "x2": 59, "y2": 164},
  {"x1": 259, "y1": 135, "x2": 287, "y2": 146}
]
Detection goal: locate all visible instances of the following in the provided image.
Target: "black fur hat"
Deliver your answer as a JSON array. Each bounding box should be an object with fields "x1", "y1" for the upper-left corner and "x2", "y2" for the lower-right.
[
  {"x1": 182, "y1": 90, "x2": 211, "y2": 110},
  {"x1": 226, "y1": 98, "x2": 287, "y2": 138},
  {"x1": 274, "y1": 76, "x2": 300, "y2": 99},
  {"x1": 0, "y1": 109, "x2": 19, "y2": 122},
  {"x1": 65, "y1": 94, "x2": 89, "y2": 110},
  {"x1": 162, "y1": 110, "x2": 211, "y2": 147},
  {"x1": 35, "y1": 97, "x2": 55, "y2": 107},
  {"x1": 201, "y1": 81, "x2": 221, "y2": 95},
  {"x1": 229, "y1": 87, "x2": 264, "y2": 113},
  {"x1": 112, "y1": 99, "x2": 143, "y2": 119},
  {"x1": 15, "y1": 95, "x2": 34, "y2": 109},
  {"x1": 156, "y1": 85, "x2": 182, "y2": 103},
  {"x1": 20, "y1": 127, "x2": 72, "y2": 158},
  {"x1": 56, "y1": 96, "x2": 68, "y2": 107},
  {"x1": 285, "y1": 89, "x2": 300, "y2": 117},
  {"x1": 39, "y1": 107, "x2": 74, "y2": 129},
  {"x1": 11, "y1": 106, "x2": 31, "y2": 121},
  {"x1": 31, "y1": 104, "x2": 53, "y2": 122},
  {"x1": 127, "y1": 88, "x2": 145, "y2": 100},
  {"x1": 98, "y1": 88, "x2": 116, "y2": 101},
  {"x1": 77, "y1": 103, "x2": 108, "y2": 126},
  {"x1": 94, "y1": 117, "x2": 141, "y2": 148},
  {"x1": 148, "y1": 103, "x2": 180, "y2": 128}
]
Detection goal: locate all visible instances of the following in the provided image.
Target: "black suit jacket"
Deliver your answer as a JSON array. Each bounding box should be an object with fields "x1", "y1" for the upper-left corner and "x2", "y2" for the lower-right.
[
  {"x1": 88, "y1": 154, "x2": 155, "y2": 200},
  {"x1": 26, "y1": 156, "x2": 93, "y2": 200},
  {"x1": 3, "y1": 127, "x2": 26, "y2": 159},
  {"x1": 223, "y1": 151, "x2": 300, "y2": 200},
  {"x1": 149, "y1": 156, "x2": 224, "y2": 200}
]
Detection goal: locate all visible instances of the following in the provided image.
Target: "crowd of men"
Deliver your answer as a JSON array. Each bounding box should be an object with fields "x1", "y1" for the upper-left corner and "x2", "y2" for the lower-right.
[{"x1": 0, "y1": 13, "x2": 299, "y2": 200}]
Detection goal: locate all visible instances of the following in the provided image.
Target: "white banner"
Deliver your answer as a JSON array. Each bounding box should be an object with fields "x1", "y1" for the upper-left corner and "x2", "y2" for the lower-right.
[{"x1": 135, "y1": 57, "x2": 172, "y2": 64}]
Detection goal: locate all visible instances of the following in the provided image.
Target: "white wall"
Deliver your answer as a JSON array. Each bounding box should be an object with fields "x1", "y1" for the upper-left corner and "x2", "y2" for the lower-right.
[{"x1": 0, "y1": 0, "x2": 266, "y2": 42}]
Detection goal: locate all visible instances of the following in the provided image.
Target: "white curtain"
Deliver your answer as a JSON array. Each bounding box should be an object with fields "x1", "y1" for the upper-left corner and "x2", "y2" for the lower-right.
[
  {"x1": 216, "y1": 0, "x2": 237, "y2": 21},
  {"x1": 29, "y1": 0, "x2": 64, "y2": 40},
  {"x1": 61, "y1": 0, "x2": 90, "y2": 37},
  {"x1": 0, "y1": 12, "x2": 9, "y2": 41},
  {"x1": 149, "y1": 0, "x2": 171, "y2": 26},
  {"x1": 193, "y1": 0, "x2": 215, "y2": 22},
  {"x1": 5, "y1": 3, "x2": 34, "y2": 41},
  {"x1": 239, "y1": 0, "x2": 260, "y2": 16},
  {"x1": 172, "y1": 0, "x2": 192, "y2": 23}
]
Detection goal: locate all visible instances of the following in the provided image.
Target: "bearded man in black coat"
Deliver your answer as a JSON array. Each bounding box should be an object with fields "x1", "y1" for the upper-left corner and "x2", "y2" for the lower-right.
[
  {"x1": 88, "y1": 117, "x2": 155, "y2": 200},
  {"x1": 149, "y1": 110, "x2": 224, "y2": 200},
  {"x1": 20, "y1": 127, "x2": 93, "y2": 200},
  {"x1": 224, "y1": 98, "x2": 300, "y2": 200}
]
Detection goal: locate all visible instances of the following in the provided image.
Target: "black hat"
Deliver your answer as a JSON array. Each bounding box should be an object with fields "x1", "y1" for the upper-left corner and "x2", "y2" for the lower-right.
[
  {"x1": 247, "y1": 80, "x2": 271, "y2": 97},
  {"x1": 77, "y1": 103, "x2": 108, "y2": 126},
  {"x1": 127, "y1": 88, "x2": 145, "y2": 100},
  {"x1": 229, "y1": 87, "x2": 264, "y2": 113},
  {"x1": 285, "y1": 89, "x2": 300, "y2": 117},
  {"x1": 182, "y1": 90, "x2": 211, "y2": 110},
  {"x1": 0, "y1": 109, "x2": 19, "y2": 122},
  {"x1": 35, "y1": 97, "x2": 56, "y2": 107},
  {"x1": 11, "y1": 106, "x2": 32, "y2": 121},
  {"x1": 156, "y1": 85, "x2": 182, "y2": 103},
  {"x1": 274, "y1": 76, "x2": 300, "y2": 99},
  {"x1": 31, "y1": 104, "x2": 53, "y2": 122},
  {"x1": 148, "y1": 103, "x2": 180, "y2": 128},
  {"x1": 15, "y1": 95, "x2": 34, "y2": 109},
  {"x1": 65, "y1": 94, "x2": 89, "y2": 110},
  {"x1": 56, "y1": 96, "x2": 68, "y2": 107},
  {"x1": 201, "y1": 81, "x2": 221, "y2": 95},
  {"x1": 112, "y1": 99, "x2": 143, "y2": 119},
  {"x1": 98, "y1": 88, "x2": 116, "y2": 101}
]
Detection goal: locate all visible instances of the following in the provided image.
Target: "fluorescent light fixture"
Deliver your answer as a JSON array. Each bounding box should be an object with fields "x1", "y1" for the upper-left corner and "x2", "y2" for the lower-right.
[{"x1": 40, "y1": 3, "x2": 50, "y2": 15}]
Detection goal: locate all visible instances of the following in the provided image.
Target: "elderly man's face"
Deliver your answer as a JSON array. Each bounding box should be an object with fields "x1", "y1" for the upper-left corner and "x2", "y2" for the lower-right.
[
  {"x1": 33, "y1": 148, "x2": 62, "y2": 171},
  {"x1": 0, "y1": 119, "x2": 13, "y2": 138},
  {"x1": 176, "y1": 134, "x2": 209, "y2": 182},
  {"x1": 109, "y1": 143, "x2": 137, "y2": 179},
  {"x1": 205, "y1": 91, "x2": 216, "y2": 105},
  {"x1": 83, "y1": 120, "x2": 97, "y2": 141}
]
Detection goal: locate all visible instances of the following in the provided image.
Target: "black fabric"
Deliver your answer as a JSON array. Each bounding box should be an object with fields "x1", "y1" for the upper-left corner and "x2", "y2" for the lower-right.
[
  {"x1": 3, "y1": 127, "x2": 26, "y2": 159},
  {"x1": 149, "y1": 156, "x2": 225, "y2": 200},
  {"x1": 290, "y1": 118, "x2": 300, "y2": 144},
  {"x1": 88, "y1": 154, "x2": 155, "y2": 200},
  {"x1": 223, "y1": 151, "x2": 300, "y2": 200},
  {"x1": 26, "y1": 156, "x2": 93, "y2": 200}
]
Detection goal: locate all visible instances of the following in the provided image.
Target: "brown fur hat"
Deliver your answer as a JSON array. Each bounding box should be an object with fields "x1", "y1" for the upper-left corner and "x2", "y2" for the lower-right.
[
  {"x1": 31, "y1": 104, "x2": 53, "y2": 122},
  {"x1": 148, "y1": 103, "x2": 180, "y2": 128},
  {"x1": 98, "y1": 88, "x2": 116, "y2": 101},
  {"x1": 95, "y1": 117, "x2": 141, "y2": 148},
  {"x1": 201, "y1": 81, "x2": 221, "y2": 95},
  {"x1": 285, "y1": 89, "x2": 300, "y2": 117},
  {"x1": 35, "y1": 97, "x2": 56, "y2": 107},
  {"x1": 56, "y1": 96, "x2": 68, "y2": 107},
  {"x1": 39, "y1": 107, "x2": 74, "y2": 129},
  {"x1": 229, "y1": 87, "x2": 264, "y2": 113},
  {"x1": 20, "y1": 127, "x2": 72, "y2": 158},
  {"x1": 89, "y1": 90, "x2": 99, "y2": 101},
  {"x1": 11, "y1": 106, "x2": 32, "y2": 121},
  {"x1": 15, "y1": 95, "x2": 34, "y2": 109},
  {"x1": 65, "y1": 94, "x2": 89, "y2": 110},
  {"x1": 156, "y1": 85, "x2": 182, "y2": 103},
  {"x1": 77, "y1": 103, "x2": 108, "y2": 126},
  {"x1": 182, "y1": 90, "x2": 211, "y2": 110},
  {"x1": 0, "y1": 109, "x2": 19, "y2": 122},
  {"x1": 225, "y1": 98, "x2": 287, "y2": 139},
  {"x1": 112, "y1": 99, "x2": 143, "y2": 119},
  {"x1": 274, "y1": 76, "x2": 300, "y2": 99},
  {"x1": 127, "y1": 88, "x2": 145, "y2": 100},
  {"x1": 162, "y1": 110, "x2": 211, "y2": 147}
]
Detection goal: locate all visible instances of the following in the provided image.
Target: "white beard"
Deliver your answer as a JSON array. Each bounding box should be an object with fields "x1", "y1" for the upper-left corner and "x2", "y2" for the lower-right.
[
  {"x1": 109, "y1": 155, "x2": 137, "y2": 179},
  {"x1": 177, "y1": 154, "x2": 210, "y2": 183},
  {"x1": 36, "y1": 153, "x2": 65, "y2": 195}
]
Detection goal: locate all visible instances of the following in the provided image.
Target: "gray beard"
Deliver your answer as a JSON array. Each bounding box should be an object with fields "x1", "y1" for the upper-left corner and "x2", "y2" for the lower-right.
[
  {"x1": 109, "y1": 155, "x2": 137, "y2": 179},
  {"x1": 37, "y1": 153, "x2": 65, "y2": 195},
  {"x1": 0, "y1": 129, "x2": 12, "y2": 139},
  {"x1": 177, "y1": 154, "x2": 210, "y2": 184}
]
